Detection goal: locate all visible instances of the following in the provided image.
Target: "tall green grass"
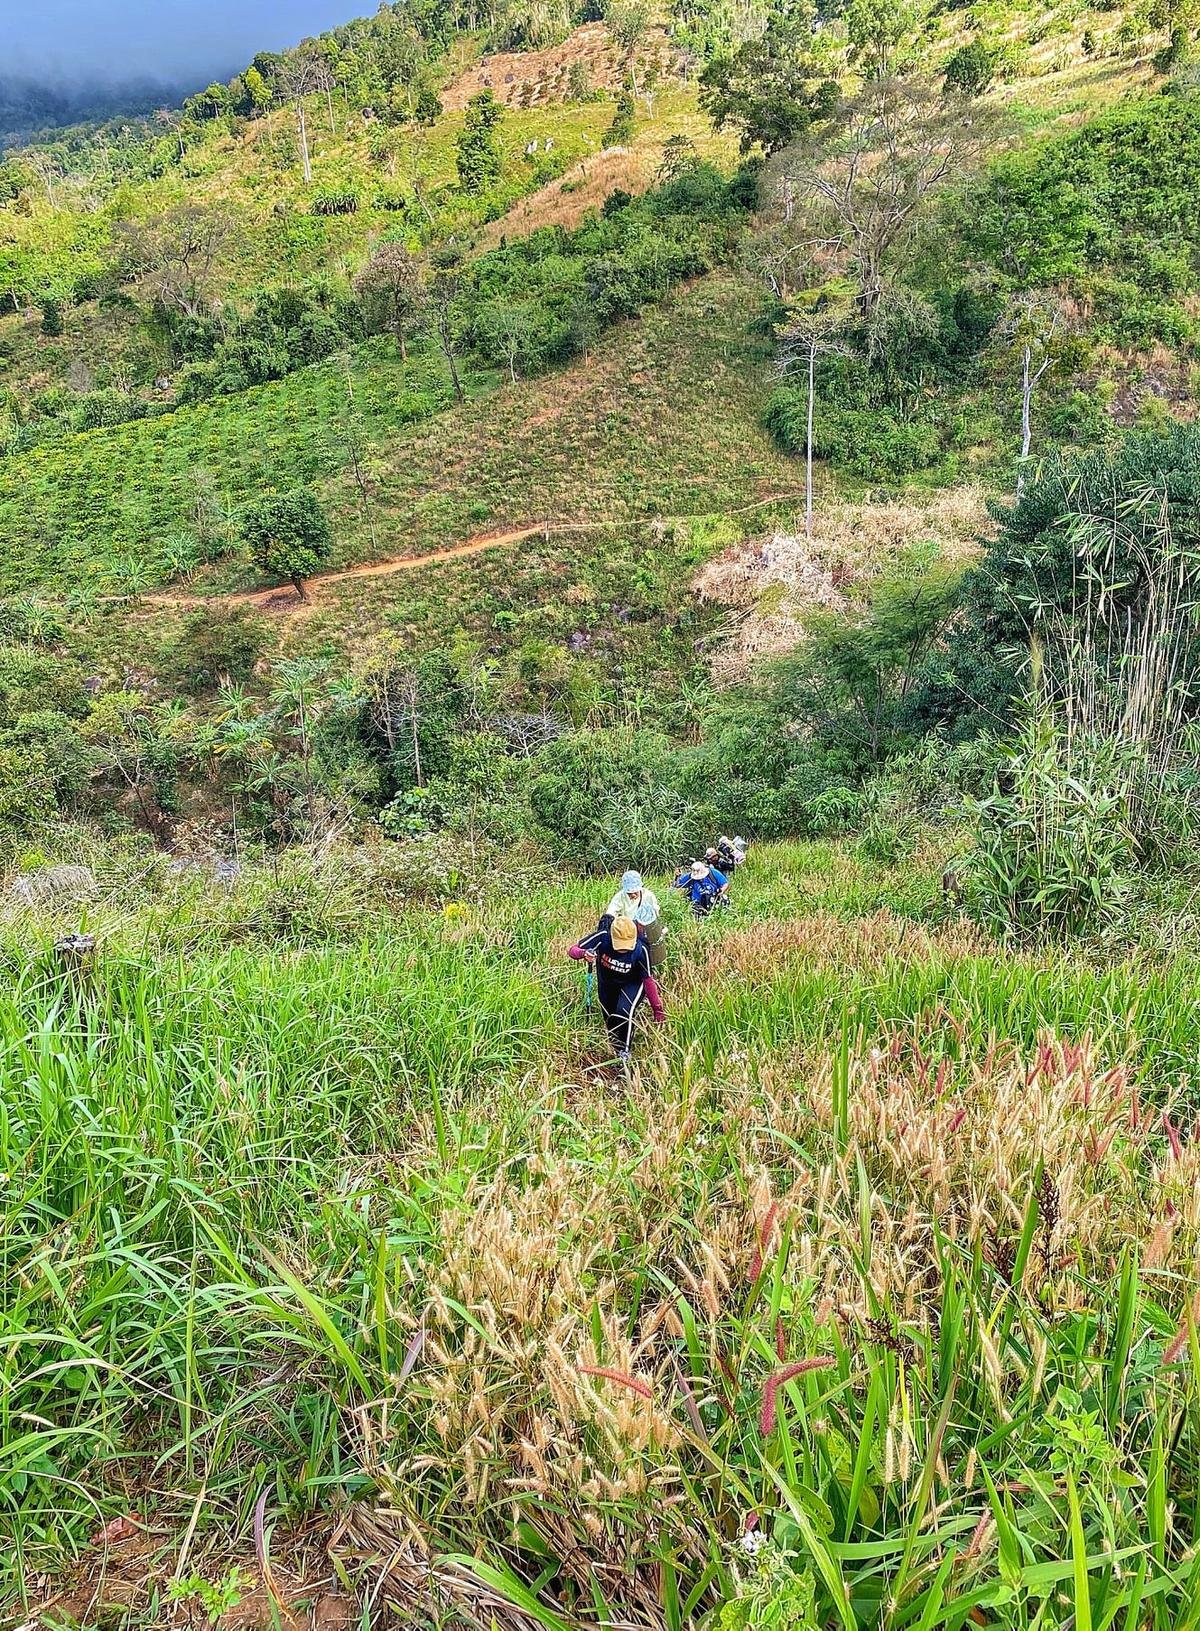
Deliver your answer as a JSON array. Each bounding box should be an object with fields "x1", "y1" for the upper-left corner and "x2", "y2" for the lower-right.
[{"x1": 4, "y1": 840, "x2": 1200, "y2": 1620}]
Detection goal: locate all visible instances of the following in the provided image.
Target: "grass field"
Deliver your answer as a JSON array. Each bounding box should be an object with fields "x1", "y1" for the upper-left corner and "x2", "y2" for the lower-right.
[{"x1": 5, "y1": 838, "x2": 1200, "y2": 1626}]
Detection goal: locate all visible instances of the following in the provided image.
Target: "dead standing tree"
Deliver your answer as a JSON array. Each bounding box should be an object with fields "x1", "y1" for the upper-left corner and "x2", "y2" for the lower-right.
[
  {"x1": 775, "y1": 306, "x2": 852, "y2": 540},
  {"x1": 279, "y1": 48, "x2": 334, "y2": 184},
  {"x1": 1002, "y1": 294, "x2": 1067, "y2": 498},
  {"x1": 782, "y1": 77, "x2": 995, "y2": 320}
]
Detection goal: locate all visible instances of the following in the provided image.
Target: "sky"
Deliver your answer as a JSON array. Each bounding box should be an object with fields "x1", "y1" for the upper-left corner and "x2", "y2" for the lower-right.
[{"x1": 5, "y1": 0, "x2": 360, "y2": 89}]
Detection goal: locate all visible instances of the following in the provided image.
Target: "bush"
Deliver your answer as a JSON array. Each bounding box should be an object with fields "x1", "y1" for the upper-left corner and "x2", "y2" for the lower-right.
[
  {"x1": 965, "y1": 717, "x2": 1133, "y2": 939},
  {"x1": 605, "y1": 92, "x2": 635, "y2": 146},
  {"x1": 765, "y1": 391, "x2": 948, "y2": 479},
  {"x1": 165, "y1": 607, "x2": 267, "y2": 695},
  {"x1": 311, "y1": 189, "x2": 359, "y2": 216}
]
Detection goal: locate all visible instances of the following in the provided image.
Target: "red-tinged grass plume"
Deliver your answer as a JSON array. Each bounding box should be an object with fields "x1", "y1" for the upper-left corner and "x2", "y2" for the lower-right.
[
  {"x1": 579, "y1": 1366, "x2": 655, "y2": 1401},
  {"x1": 760, "y1": 1358, "x2": 836, "y2": 1436}
]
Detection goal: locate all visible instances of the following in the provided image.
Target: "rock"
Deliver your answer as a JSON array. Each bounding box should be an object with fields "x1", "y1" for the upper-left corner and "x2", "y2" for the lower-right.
[{"x1": 7, "y1": 865, "x2": 98, "y2": 909}]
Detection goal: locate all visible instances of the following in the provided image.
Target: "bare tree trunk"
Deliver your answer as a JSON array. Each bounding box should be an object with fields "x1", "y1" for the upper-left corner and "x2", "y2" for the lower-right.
[
  {"x1": 297, "y1": 100, "x2": 312, "y2": 183},
  {"x1": 325, "y1": 87, "x2": 337, "y2": 134},
  {"x1": 439, "y1": 317, "x2": 465, "y2": 403},
  {"x1": 806, "y1": 340, "x2": 816, "y2": 541},
  {"x1": 1018, "y1": 343, "x2": 1033, "y2": 499},
  {"x1": 292, "y1": 574, "x2": 308, "y2": 601},
  {"x1": 411, "y1": 692, "x2": 423, "y2": 788}
]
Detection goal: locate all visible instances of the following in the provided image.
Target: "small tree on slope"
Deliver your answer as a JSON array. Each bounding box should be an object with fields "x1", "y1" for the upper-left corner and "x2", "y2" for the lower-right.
[{"x1": 241, "y1": 489, "x2": 333, "y2": 601}]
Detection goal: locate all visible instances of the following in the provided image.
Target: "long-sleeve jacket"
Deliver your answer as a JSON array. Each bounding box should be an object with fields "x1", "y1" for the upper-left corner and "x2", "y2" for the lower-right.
[{"x1": 568, "y1": 926, "x2": 665, "y2": 1020}]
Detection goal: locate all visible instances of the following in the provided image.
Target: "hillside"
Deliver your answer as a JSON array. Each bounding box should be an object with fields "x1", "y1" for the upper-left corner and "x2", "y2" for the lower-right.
[{"x1": 6, "y1": 0, "x2": 1200, "y2": 1625}]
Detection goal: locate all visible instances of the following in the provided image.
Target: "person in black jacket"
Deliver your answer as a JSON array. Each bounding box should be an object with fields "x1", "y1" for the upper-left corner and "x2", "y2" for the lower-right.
[{"x1": 568, "y1": 914, "x2": 665, "y2": 1063}]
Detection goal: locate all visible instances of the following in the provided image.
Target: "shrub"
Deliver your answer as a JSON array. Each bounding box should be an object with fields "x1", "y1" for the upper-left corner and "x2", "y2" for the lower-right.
[
  {"x1": 310, "y1": 189, "x2": 359, "y2": 216},
  {"x1": 605, "y1": 91, "x2": 636, "y2": 146},
  {"x1": 965, "y1": 716, "x2": 1133, "y2": 939},
  {"x1": 39, "y1": 297, "x2": 63, "y2": 337},
  {"x1": 165, "y1": 607, "x2": 267, "y2": 695}
]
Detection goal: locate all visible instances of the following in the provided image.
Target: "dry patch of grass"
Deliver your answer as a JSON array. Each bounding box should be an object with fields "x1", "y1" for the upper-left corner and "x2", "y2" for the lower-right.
[{"x1": 695, "y1": 485, "x2": 991, "y2": 682}]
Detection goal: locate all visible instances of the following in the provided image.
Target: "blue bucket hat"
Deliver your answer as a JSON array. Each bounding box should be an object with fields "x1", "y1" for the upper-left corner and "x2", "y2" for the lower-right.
[{"x1": 621, "y1": 870, "x2": 643, "y2": 894}]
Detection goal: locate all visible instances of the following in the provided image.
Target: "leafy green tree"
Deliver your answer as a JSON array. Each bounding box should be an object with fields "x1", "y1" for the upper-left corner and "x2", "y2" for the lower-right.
[
  {"x1": 942, "y1": 38, "x2": 997, "y2": 95},
  {"x1": 414, "y1": 81, "x2": 443, "y2": 125},
  {"x1": 699, "y1": 15, "x2": 839, "y2": 154},
  {"x1": 243, "y1": 65, "x2": 272, "y2": 113},
  {"x1": 241, "y1": 488, "x2": 333, "y2": 600},
  {"x1": 604, "y1": 0, "x2": 651, "y2": 89},
  {"x1": 39, "y1": 297, "x2": 63, "y2": 337},
  {"x1": 605, "y1": 90, "x2": 636, "y2": 146},
  {"x1": 777, "y1": 546, "x2": 963, "y2": 766},
  {"x1": 455, "y1": 91, "x2": 503, "y2": 193},
  {"x1": 845, "y1": 0, "x2": 928, "y2": 79}
]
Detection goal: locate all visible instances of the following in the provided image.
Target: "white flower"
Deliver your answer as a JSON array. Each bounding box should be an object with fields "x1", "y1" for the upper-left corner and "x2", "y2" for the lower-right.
[{"x1": 739, "y1": 1530, "x2": 769, "y2": 1558}]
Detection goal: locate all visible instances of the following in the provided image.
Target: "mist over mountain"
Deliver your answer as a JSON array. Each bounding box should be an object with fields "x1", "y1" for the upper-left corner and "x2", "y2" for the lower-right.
[
  {"x1": 2, "y1": 0, "x2": 359, "y2": 142},
  {"x1": 0, "y1": 76, "x2": 201, "y2": 144}
]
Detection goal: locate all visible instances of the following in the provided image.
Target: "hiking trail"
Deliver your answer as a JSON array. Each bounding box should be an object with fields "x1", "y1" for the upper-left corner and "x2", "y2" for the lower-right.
[{"x1": 136, "y1": 494, "x2": 806, "y2": 615}]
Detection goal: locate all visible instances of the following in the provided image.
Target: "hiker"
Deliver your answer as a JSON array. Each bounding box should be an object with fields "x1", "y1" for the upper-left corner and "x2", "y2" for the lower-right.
[
  {"x1": 673, "y1": 858, "x2": 729, "y2": 918},
  {"x1": 715, "y1": 835, "x2": 744, "y2": 872},
  {"x1": 569, "y1": 914, "x2": 665, "y2": 1063},
  {"x1": 605, "y1": 869, "x2": 666, "y2": 970}
]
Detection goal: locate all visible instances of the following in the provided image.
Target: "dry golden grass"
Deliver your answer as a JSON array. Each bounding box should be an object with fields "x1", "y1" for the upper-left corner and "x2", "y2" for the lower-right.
[{"x1": 695, "y1": 486, "x2": 991, "y2": 682}]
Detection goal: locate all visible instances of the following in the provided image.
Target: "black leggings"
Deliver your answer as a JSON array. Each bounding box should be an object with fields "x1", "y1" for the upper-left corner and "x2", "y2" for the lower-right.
[{"x1": 600, "y1": 981, "x2": 645, "y2": 1053}]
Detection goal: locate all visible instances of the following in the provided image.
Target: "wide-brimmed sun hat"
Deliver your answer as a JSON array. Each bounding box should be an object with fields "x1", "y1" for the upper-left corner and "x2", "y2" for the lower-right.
[
  {"x1": 610, "y1": 915, "x2": 638, "y2": 951},
  {"x1": 690, "y1": 860, "x2": 708, "y2": 880},
  {"x1": 621, "y1": 870, "x2": 643, "y2": 894}
]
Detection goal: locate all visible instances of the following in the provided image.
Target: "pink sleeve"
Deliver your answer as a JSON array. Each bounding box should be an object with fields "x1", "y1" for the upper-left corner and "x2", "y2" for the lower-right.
[
  {"x1": 644, "y1": 975, "x2": 665, "y2": 1022},
  {"x1": 568, "y1": 945, "x2": 587, "y2": 961}
]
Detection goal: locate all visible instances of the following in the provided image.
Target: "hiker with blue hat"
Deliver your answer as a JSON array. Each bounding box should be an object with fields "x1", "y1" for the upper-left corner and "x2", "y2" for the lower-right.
[{"x1": 605, "y1": 869, "x2": 666, "y2": 969}]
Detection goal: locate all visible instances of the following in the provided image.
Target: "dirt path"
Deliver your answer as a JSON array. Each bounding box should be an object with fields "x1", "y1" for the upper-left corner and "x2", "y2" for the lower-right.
[{"x1": 138, "y1": 496, "x2": 807, "y2": 615}]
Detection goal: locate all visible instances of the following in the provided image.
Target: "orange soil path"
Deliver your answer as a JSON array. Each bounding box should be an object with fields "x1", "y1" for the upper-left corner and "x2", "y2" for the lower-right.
[{"x1": 139, "y1": 496, "x2": 806, "y2": 614}]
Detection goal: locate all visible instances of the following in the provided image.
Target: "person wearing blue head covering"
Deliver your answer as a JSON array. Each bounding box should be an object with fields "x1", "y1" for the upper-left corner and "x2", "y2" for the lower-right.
[{"x1": 605, "y1": 869, "x2": 666, "y2": 969}]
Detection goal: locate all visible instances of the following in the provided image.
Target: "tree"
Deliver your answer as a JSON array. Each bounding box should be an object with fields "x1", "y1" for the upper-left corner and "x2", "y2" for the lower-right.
[
  {"x1": 781, "y1": 546, "x2": 963, "y2": 764},
  {"x1": 475, "y1": 296, "x2": 540, "y2": 382},
  {"x1": 781, "y1": 76, "x2": 994, "y2": 317},
  {"x1": 423, "y1": 249, "x2": 467, "y2": 404},
  {"x1": 354, "y1": 241, "x2": 426, "y2": 358},
  {"x1": 455, "y1": 91, "x2": 503, "y2": 193},
  {"x1": 657, "y1": 134, "x2": 701, "y2": 184},
  {"x1": 243, "y1": 65, "x2": 272, "y2": 114},
  {"x1": 119, "y1": 205, "x2": 234, "y2": 319},
  {"x1": 184, "y1": 82, "x2": 234, "y2": 121},
  {"x1": 604, "y1": 0, "x2": 650, "y2": 90},
  {"x1": 1000, "y1": 294, "x2": 1068, "y2": 497},
  {"x1": 279, "y1": 47, "x2": 333, "y2": 183},
  {"x1": 21, "y1": 147, "x2": 63, "y2": 207},
  {"x1": 605, "y1": 91, "x2": 636, "y2": 146},
  {"x1": 845, "y1": 0, "x2": 928, "y2": 81},
  {"x1": 774, "y1": 295, "x2": 852, "y2": 540},
  {"x1": 942, "y1": 39, "x2": 998, "y2": 97},
  {"x1": 39, "y1": 296, "x2": 63, "y2": 337},
  {"x1": 699, "y1": 14, "x2": 839, "y2": 154},
  {"x1": 414, "y1": 81, "x2": 443, "y2": 126},
  {"x1": 241, "y1": 489, "x2": 333, "y2": 600}
]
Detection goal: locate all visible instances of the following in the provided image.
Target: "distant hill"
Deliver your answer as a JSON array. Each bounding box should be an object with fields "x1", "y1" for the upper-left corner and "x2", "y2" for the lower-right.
[{"x1": 0, "y1": 74, "x2": 206, "y2": 147}]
